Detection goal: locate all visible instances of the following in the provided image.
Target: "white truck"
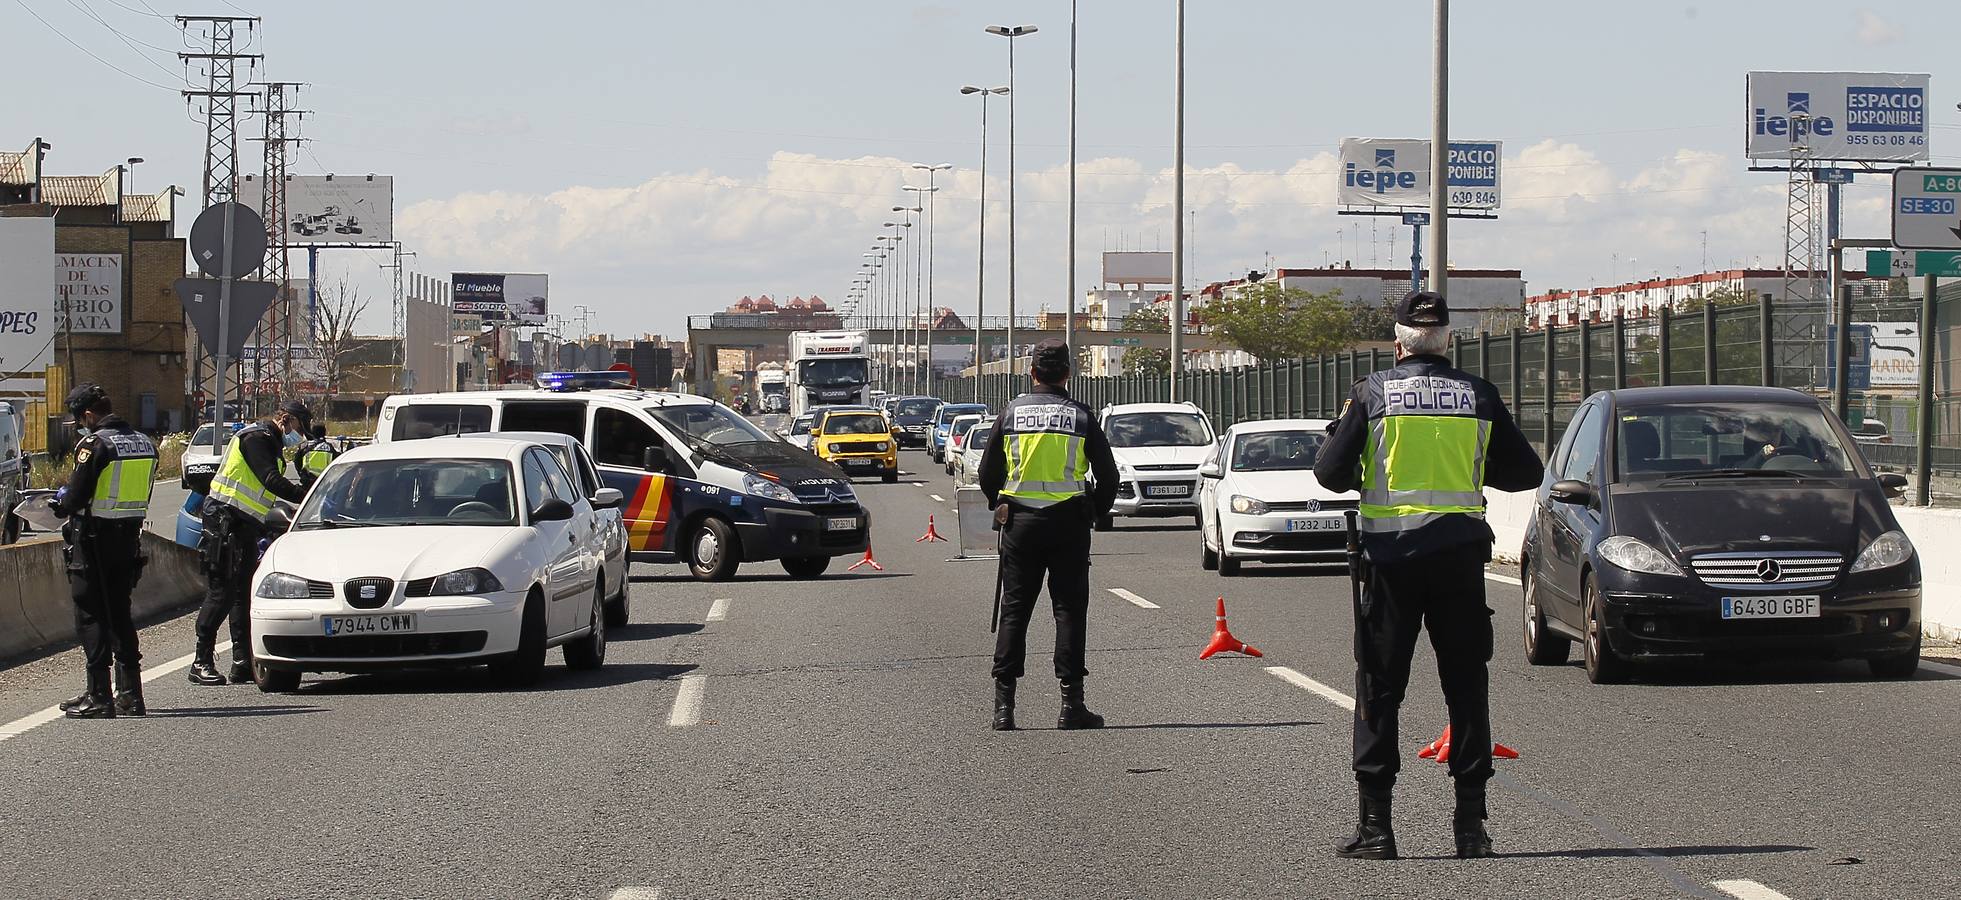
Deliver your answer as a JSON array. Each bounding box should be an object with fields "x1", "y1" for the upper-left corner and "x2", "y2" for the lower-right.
[
  {"x1": 756, "y1": 362, "x2": 790, "y2": 414},
  {"x1": 787, "y1": 330, "x2": 873, "y2": 418}
]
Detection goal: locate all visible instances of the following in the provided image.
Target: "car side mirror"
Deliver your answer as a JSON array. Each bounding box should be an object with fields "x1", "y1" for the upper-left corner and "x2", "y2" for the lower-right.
[
  {"x1": 1549, "y1": 479, "x2": 1592, "y2": 505},
  {"x1": 531, "y1": 498, "x2": 574, "y2": 522},
  {"x1": 1877, "y1": 472, "x2": 1908, "y2": 498},
  {"x1": 642, "y1": 446, "x2": 671, "y2": 474},
  {"x1": 266, "y1": 501, "x2": 295, "y2": 530},
  {"x1": 592, "y1": 487, "x2": 625, "y2": 509},
  {"x1": 1197, "y1": 461, "x2": 1224, "y2": 479}
]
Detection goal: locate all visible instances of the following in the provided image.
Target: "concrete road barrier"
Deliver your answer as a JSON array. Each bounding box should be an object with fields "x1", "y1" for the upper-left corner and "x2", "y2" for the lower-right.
[{"x1": 0, "y1": 530, "x2": 208, "y2": 663}]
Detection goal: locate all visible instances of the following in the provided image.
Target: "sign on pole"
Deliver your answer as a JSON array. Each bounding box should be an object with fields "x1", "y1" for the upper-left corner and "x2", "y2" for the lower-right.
[
  {"x1": 1337, "y1": 138, "x2": 1503, "y2": 210},
  {"x1": 188, "y1": 202, "x2": 267, "y2": 278},
  {"x1": 1865, "y1": 249, "x2": 1961, "y2": 278},
  {"x1": 235, "y1": 174, "x2": 395, "y2": 244},
  {"x1": 1889, "y1": 167, "x2": 1961, "y2": 251},
  {"x1": 1745, "y1": 72, "x2": 1931, "y2": 163}
]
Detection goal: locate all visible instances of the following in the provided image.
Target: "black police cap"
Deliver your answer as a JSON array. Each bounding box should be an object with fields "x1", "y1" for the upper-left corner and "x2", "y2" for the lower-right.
[
  {"x1": 1395, "y1": 291, "x2": 1450, "y2": 327},
  {"x1": 65, "y1": 382, "x2": 108, "y2": 417},
  {"x1": 1031, "y1": 339, "x2": 1072, "y2": 371},
  {"x1": 279, "y1": 399, "x2": 314, "y2": 424}
]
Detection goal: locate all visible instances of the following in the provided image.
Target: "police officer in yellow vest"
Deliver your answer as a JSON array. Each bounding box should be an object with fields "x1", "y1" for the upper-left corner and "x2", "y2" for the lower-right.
[
  {"x1": 296, "y1": 424, "x2": 336, "y2": 490},
  {"x1": 189, "y1": 400, "x2": 311, "y2": 686},
  {"x1": 50, "y1": 384, "x2": 156, "y2": 719},
  {"x1": 1314, "y1": 292, "x2": 1544, "y2": 860},
  {"x1": 977, "y1": 339, "x2": 1119, "y2": 731}
]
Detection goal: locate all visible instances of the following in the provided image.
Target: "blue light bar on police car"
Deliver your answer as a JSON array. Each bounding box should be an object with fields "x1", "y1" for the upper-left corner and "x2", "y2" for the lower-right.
[{"x1": 536, "y1": 371, "x2": 635, "y2": 392}]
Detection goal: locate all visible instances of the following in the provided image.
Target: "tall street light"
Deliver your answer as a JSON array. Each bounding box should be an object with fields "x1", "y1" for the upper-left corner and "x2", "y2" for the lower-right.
[
  {"x1": 1428, "y1": 0, "x2": 1450, "y2": 297},
  {"x1": 908, "y1": 169, "x2": 949, "y2": 398},
  {"x1": 986, "y1": 23, "x2": 1036, "y2": 399},
  {"x1": 893, "y1": 205, "x2": 922, "y2": 394},
  {"x1": 864, "y1": 252, "x2": 887, "y2": 386},
  {"x1": 960, "y1": 85, "x2": 1008, "y2": 402},
  {"x1": 1067, "y1": 0, "x2": 1079, "y2": 354},
  {"x1": 885, "y1": 215, "x2": 915, "y2": 392},
  {"x1": 1169, "y1": 0, "x2": 1185, "y2": 400}
]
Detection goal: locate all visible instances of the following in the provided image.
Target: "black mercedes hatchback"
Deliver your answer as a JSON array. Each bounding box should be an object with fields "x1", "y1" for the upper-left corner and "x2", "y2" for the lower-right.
[{"x1": 1521, "y1": 385, "x2": 1921, "y2": 683}]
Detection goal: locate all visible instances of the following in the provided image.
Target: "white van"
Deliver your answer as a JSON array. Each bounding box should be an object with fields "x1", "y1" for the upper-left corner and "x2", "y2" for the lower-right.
[
  {"x1": 0, "y1": 402, "x2": 23, "y2": 544},
  {"x1": 376, "y1": 373, "x2": 868, "y2": 581}
]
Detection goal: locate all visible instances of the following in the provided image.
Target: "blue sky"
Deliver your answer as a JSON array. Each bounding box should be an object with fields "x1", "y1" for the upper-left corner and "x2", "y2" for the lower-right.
[{"x1": 11, "y1": 0, "x2": 1958, "y2": 336}]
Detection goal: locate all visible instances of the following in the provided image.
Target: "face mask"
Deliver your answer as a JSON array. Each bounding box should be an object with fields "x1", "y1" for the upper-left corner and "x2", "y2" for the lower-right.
[{"x1": 283, "y1": 430, "x2": 303, "y2": 448}]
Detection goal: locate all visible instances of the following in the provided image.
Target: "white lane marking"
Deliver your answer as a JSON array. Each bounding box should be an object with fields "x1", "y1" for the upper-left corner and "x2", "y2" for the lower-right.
[
  {"x1": 0, "y1": 641, "x2": 230, "y2": 744},
  {"x1": 608, "y1": 889, "x2": 663, "y2": 900},
  {"x1": 1264, "y1": 665, "x2": 1356, "y2": 713},
  {"x1": 911, "y1": 482, "x2": 928, "y2": 487},
  {"x1": 705, "y1": 598, "x2": 730, "y2": 622},
  {"x1": 929, "y1": 494, "x2": 946, "y2": 503},
  {"x1": 1106, "y1": 588, "x2": 1160, "y2": 610},
  {"x1": 1711, "y1": 880, "x2": 1794, "y2": 900},
  {"x1": 1919, "y1": 658, "x2": 1961, "y2": 678},
  {"x1": 666, "y1": 673, "x2": 707, "y2": 727},
  {"x1": 1484, "y1": 571, "x2": 1523, "y2": 586}
]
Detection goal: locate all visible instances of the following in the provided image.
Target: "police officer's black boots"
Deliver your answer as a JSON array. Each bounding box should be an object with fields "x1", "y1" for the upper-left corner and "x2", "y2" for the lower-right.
[
  {"x1": 113, "y1": 662, "x2": 146, "y2": 717},
  {"x1": 992, "y1": 678, "x2": 1017, "y2": 731},
  {"x1": 57, "y1": 691, "x2": 92, "y2": 713},
  {"x1": 187, "y1": 653, "x2": 227, "y2": 686},
  {"x1": 1335, "y1": 793, "x2": 1397, "y2": 860},
  {"x1": 64, "y1": 670, "x2": 116, "y2": 720},
  {"x1": 227, "y1": 658, "x2": 253, "y2": 685},
  {"x1": 1057, "y1": 680, "x2": 1105, "y2": 730},
  {"x1": 1454, "y1": 792, "x2": 1494, "y2": 859}
]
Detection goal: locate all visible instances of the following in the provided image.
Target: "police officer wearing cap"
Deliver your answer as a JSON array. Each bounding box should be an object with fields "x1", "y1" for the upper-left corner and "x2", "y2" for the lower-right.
[
  {"x1": 189, "y1": 400, "x2": 312, "y2": 686},
  {"x1": 1314, "y1": 291, "x2": 1544, "y2": 859},
  {"x1": 977, "y1": 339, "x2": 1120, "y2": 731},
  {"x1": 295, "y1": 423, "x2": 337, "y2": 490},
  {"x1": 51, "y1": 384, "x2": 156, "y2": 719}
]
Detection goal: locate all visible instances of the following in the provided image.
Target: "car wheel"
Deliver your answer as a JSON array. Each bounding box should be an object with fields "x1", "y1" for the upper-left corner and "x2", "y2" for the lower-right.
[
  {"x1": 604, "y1": 567, "x2": 630, "y2": 628},
  {"x1": 1094, "y1": 514, "x2": 1113, "y2": 532},
  {"x1": 1582, "y1": 576, "x2": 1628, "y2": 684},
  {"x1": 686, "y1": 517, "x2": 740, "y2": 582},
  {"x1": 253, "y1": 661, "x2": 300, "y2": 694},
  {"x1": 882, "y1": 471, "x2": 898, "y2": 484},
  {"x1": 1218, "y1": 553, "x2": 1242, "y2": 577},
  {"x1": 782, "y1": 555, "x2": 831, "y2": 579},
  {"x1": 1200, "y1": 523, "x2": 1219, "y2": 571},
  {"x1": 1522, "y1": 564, "x2": 1570, "y2": 666},
  {"x1": 490, "y1": 590, "x2": 548, "y2": 688},
  {"x1": 564, "y1": 583, "x2": 607, "y2": 671},
  {"x1": 1868, "y1": 638, "x2": 1920, "y2": 679}
]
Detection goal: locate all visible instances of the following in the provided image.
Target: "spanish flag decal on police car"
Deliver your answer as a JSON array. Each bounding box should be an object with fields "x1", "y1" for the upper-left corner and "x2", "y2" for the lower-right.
[{"x1": 623, "y1": 474, "x2": 673, "y2": 552}]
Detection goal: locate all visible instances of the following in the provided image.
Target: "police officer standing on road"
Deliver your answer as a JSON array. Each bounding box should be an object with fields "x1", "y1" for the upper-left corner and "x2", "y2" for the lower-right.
[
  {"x1": 296, "y1": 423, "x2": 337, "y2": 491},
  {"x1": 51, "y1": 384, "x2": 156, "y2": 719},
  {"x1": 1313, "y1": 292, "x2": 1544, "y2": 860},
  {"x1": 977, "y1": 339, "x2": 1120, "y2": 732},
  {"x1": 189, "y1": 400, "x2": 312, "y2": 686}
]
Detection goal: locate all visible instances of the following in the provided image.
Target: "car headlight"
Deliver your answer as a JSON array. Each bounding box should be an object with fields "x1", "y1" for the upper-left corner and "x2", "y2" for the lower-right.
[
  {"x1": 256, "y1": 572, "x2": 311, "y2": 599},
  {"x1": 428, "y1": 567, "x2": 504, "y2": 595},
  {"x1": 1850, "y1": 530, "x2": 1913, "y2": 573},
  {"x1": 1230, "y1": 495, "x2": 1269, "y2": 515},
  {"x1": 1596, "y1": 536, "x2": 1682, "y2": 576},
  {"x1": 743, "y1": 472, "x2": 801, "y2": 503},
  {"x1": 874, "y1": 441, "x2": 890, "y2": 452}
]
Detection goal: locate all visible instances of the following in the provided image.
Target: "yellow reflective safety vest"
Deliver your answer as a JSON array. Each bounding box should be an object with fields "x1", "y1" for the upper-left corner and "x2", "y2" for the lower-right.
[
  {"x1": 1357, "y1": 369, "x2": 1494, "y2": 535},
  {"x1": 210, "y1": 423, "x2": 277, "y2": 522},
  {"x1": 998, "y1": 393, "x2": 1094, "y2": 508},
  {"x1": 84, "y1": 426, "x2": 157, "y2": 520},
  {"x1": 300, "y1": 442, "x2": 335, "y2": 478}
]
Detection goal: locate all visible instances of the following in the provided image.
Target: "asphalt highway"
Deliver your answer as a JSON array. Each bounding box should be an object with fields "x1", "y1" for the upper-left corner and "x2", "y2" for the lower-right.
[{"x1": 2, "y1": 449, "x2": 1957, "y2": 899}]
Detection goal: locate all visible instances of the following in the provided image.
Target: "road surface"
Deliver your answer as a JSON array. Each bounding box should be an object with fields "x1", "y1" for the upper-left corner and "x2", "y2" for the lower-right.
[{"x1": 1, "y1": 452, "x2": 1955, "y2": 899}]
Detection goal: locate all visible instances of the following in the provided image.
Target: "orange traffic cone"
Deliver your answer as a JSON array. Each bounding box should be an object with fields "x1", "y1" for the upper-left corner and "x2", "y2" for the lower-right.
[
  {"x1": 1198, "y1": 597, "x2": 1262, "y2": 659},
  {"x1": 915, "y1": 514, "x2": 949, "y2": 543},
  {"x1": 847, "y1": 542, "x2": 884, "y2": 572},
  {"x1": 1416, "y1": 724, "x2": 1519, "y2": 763}
]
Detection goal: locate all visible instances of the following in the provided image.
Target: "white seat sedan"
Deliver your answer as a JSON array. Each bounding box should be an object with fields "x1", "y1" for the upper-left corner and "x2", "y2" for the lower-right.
[
  {"x1": 943, "y1": 413, "x2": 987, "y2": 475},
  {"x1": 249, "y1": 437, "x2": 624, "y2": 691},
  {"x1": 951, "y1": 422, "x2": 993, "y2": 487},
  {"x1": 1197, "y1": 418, "x2": 1352, "y2": 575}
]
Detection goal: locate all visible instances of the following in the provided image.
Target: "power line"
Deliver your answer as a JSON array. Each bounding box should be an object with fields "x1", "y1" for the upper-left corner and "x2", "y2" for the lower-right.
[
  {"x1": 11, "y1": 0, "x2": 180, "y2": 92},
  {"x1": 61, "y1": 0, "x2": 190, "y2": 83}
]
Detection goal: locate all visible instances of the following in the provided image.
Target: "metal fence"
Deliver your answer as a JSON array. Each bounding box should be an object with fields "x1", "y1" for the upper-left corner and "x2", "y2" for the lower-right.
[{"x1": 930, "y1": 285, "x2": 1961, "y2": 506}]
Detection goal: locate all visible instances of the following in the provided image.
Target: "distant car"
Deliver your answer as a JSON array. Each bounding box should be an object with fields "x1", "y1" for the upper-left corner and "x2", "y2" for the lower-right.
[
  {"x1": 930, "y1": 403, "x2": 988, "y2": 463},
  {"x1": 811, "y1": 410, "x2": 899, "y2": 483},
  {"x1": 952, "y1": 423, "x2": 993, "y2": 487},
  {"x1": 1098, "y1": 401, "x2": 1217, "y2": 531},
  {"x1": 944, "y1": 414, "x2": 987, "y2": 475},
  {"x1": 889, "y1": 396, "x2": 941, "y2": 448},
  {"x1": 181, "y1": 422, "x2": 244, "y2": 492},
  {"x1": 1849, "y1": 420, "x2": 1891, "y2": 445},
  {"x1": 249, "y1": 437, "x2": 624, "y2": 692},
  {"x1": 783, "y1": 413, "x2": 817, "y2": 450},
  {"x1": 1197, "y1": 419, "x2": 1348, "y2": 576},
  {"x1": 1522, "y1": 385, "x2": 1921, "y2": 683}
]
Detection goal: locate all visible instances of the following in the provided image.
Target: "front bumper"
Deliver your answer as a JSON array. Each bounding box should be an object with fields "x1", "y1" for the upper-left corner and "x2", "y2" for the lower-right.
[
  {"x1": 1112, "y1": 473, "x2": 1200, "y2": 516},
  {"x1": 251, "y1": 590, "x2": 527, "y2": 673},
  {"x1": 895, "y1": 425, "x2": 930, "y2": 447},
  {"x1": 819, "y1": 444, "x2": 898, "y2": 477},
  {"x1": 736, "y1": 504, "x2": 870, "y2": 561},
  {"x1": 1593, "y1": 564, "x2": 1922, "y2": 660},
  {"x1": 1221, "y1": 509, "x2": 1348, "y2": 562}
]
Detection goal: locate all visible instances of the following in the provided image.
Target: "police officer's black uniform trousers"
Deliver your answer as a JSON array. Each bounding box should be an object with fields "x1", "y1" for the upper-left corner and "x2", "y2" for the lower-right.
[
  {"x1": 1353, "y1": 540, "x2": 1495, "y2": 797},
  {"x1": 68, "y1": 517, "x2": 145, "y2": 700},
  {"x1": 991, "y1": 499, "x2": 1093, "y2": 682},
  {"x1": 195, "y1": 504, "x2": 266, "y2": 672}
]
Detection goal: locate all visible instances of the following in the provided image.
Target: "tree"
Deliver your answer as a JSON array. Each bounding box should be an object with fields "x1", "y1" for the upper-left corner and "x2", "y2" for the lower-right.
[
  {"x1": 312, "y1": 280, "x2": 371, "y2": 397},
  {"x1": 1200, "y1": 282, "x2": 1358, "y2": 362},
  {"x1": 1120, "y1": 304, "x2": 1170, "y2": 376},
  {"x1": 1348, "y1": 298, "x2": 1397, "y2": 342}
]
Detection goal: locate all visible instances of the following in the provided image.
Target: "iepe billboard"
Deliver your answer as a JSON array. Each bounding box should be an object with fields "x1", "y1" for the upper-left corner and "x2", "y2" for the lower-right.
[
  {"x1": 1745, "y1": 72, "x2": 1931, "y2": 162},
  {"x1": 1338, "y1": 138, "x2": 1502, "y2": 210},
  {"x1": 451, "y1": 273, "x2": 549, "y2": 325}
]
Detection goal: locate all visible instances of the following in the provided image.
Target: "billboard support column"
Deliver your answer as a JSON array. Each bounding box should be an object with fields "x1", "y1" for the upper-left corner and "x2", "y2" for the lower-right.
[
  {"x1": 1409, "y1": 222, "x2": 1423, "y2": 292},
  {"x1": 1427, "y1": 0, "x2": 1449, "y2": 298}
]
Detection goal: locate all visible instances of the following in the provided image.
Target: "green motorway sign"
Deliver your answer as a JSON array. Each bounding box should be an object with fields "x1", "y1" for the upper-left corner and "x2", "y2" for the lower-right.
[
  {"x1": 1866, "y1": 250, "x2": 1961, "y2": 278},
  {"x1": 1921, "y1": 173, "x2": 1961, "y2": 193}
]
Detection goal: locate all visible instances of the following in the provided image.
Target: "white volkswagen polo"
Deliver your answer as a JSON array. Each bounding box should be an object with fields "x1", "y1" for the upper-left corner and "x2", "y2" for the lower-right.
[
  {"x1": 1196, "y1": 418, "x2": 1353, "y2": 575},
  {"x1": 249, "y1": 437, "x2": 624, "y2": 691}
]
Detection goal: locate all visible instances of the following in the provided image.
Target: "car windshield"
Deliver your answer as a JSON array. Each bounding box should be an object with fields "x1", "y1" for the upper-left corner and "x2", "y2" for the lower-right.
[
  {"x1": 824, "y1": 414, "x2": 887, "y2": 435},
  {"x1": 952, "y1": 417, "x2": 984, "y2": 438},
  {"x1": 1106, "y1": 412, "x2": 1212, "y2": 448},
  {"x1": 1231, "y1": 430, "x2": 1324, "y2": 471},
  {"x1": 937, "y1": 405, "x2": 984, "y2": 425},
  {"x1": 895, "y1": 398, "x2": 938, "y2": 417},
  {"x1": 294, "y1": 458, "x2": 516, "y2": 528},
  {"x1": 966, "y1": 427, "x2": 994, "y2": 452},
  {"x1": 647, "y1": 404, "x2": 772, "y2": 448},
  {"x1": 1615, "y1": 401, "x2": 1858, "y2": 481},
  {"x1": 797, "y1": 357, "x2": 870, "y2": 387},
  {"x1": 189, "y1": 424, "x2": 233, "y2": 449},
  {"x1": 789, "y1": 417, "x2": 812, "y2": 436}
]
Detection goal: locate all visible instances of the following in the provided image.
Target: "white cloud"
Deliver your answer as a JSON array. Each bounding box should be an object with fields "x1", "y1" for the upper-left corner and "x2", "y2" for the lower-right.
[{"x1": 1856, "y1": 9, "x2": 1902, "y2": 46}]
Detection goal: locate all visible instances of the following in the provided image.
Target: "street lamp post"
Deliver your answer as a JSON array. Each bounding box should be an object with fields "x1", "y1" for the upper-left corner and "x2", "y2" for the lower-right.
[
  {"x1": 1169, "y1": 0, "x2": 1185, "y2": 400},
  {"x1": 908, "y1": 169, "x2": 949, "y2": 398},
  {"x1": 893, "y1": 205, "x2": 922, "y2": 394},
  {"x1": 960, "y1": 86, "x2": 1009, "y2": 402},
  {"x1": 1067, "y1": 0, "x2": 1078, "y2": 354},
  {"x1": 1428, "y1": 0, "x2": 1449, "y2": 297},
  {"x1": 986, "y1": 24, "x2": 1037, "y2": 400}
]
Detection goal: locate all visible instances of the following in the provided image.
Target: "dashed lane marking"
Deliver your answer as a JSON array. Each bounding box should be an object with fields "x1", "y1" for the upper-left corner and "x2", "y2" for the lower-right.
[
  {"x1": 1711, "y1": 880, "x2": 1793, "y2": 900},
  {"x1": 1, "y1": 641, "x2": 230, "y2": 745},
  {"x1": 930, "y1": 494, "x2": 946, "y2": 503},
  {"x1": 608, "y1": 889, "x2": 662, "y2": 900},
  {"x1": 1484, "y1": 571, "x2": 1523, "y2": 586},
  {"x1": 705, "y1": 598, "x2": 731, "y2": 622},
  {"x1": 1263, "y1": 665, "x2": 1356, "y2": 712},
  {"x1": 666, "y1": 673, "x2": 707, "y2": 727},
  {"x1": 1106, "y1": 588, "x2": 1161, "y2": 610}
]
